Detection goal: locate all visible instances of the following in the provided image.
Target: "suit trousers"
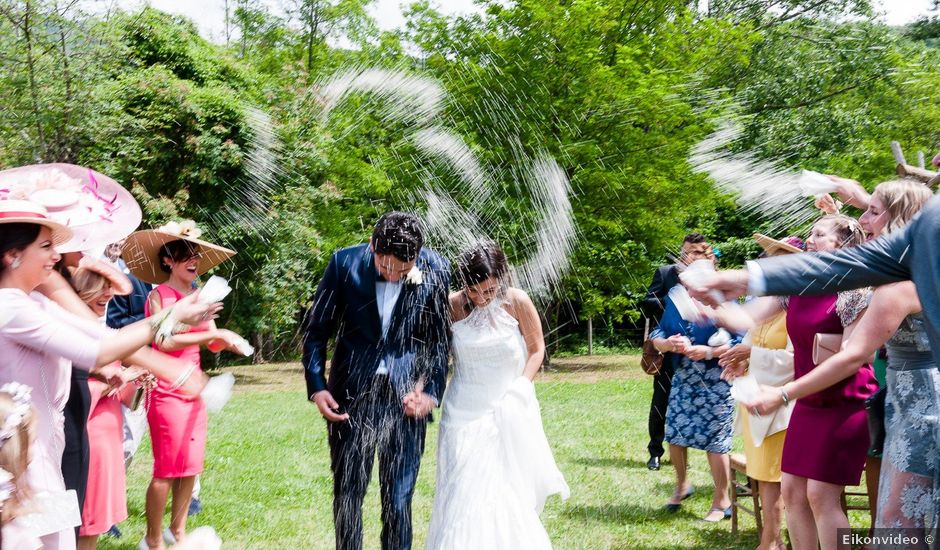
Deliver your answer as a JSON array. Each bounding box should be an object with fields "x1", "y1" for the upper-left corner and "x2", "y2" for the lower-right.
[
  {"x1": 328, "y1": 375, "x2": 427, "y2": 550},
  {"x1": 647, "y1": 354, "x2": 676, "y2": 458}
]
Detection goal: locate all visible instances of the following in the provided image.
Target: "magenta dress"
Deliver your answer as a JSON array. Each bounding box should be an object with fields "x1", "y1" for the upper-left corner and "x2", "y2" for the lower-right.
[
  {"x1": 782, "y1": 294, "x2": 878, "y2": 486},
  {"x1": 80, "y1": 377, "x2": 130, "y2": 536},
  {"x1": 145, "y1": 284, "x2": 208, "y2": 478}
]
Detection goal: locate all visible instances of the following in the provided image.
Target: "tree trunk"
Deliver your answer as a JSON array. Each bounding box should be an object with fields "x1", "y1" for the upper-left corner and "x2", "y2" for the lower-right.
[
  {"x1": 587, "y1": 316, "x2": 593, "y2": 355},
  {"x1": 56, "y1": 4, "x2": 74, "y2": 161},
  {"x1": 23, "y1": 0, "x2": 47, "y2": 157}
]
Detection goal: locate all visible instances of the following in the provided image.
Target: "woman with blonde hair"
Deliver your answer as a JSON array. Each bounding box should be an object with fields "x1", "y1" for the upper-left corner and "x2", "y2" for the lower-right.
[
  {"x1": 748, "y1": 179, "x2": 937, "y2": 541},
  {"x1": 68, "y1": 264, "x2": 147, "y2": 550}
]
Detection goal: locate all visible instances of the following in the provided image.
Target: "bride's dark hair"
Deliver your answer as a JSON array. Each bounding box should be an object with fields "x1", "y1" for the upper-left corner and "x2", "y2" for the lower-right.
[
  {"x1": 456, "y1": 241, "x2": 508, "y2": 285},
  {"x1": 456, "y1": 241, "x2": 509, "y2": 311}
]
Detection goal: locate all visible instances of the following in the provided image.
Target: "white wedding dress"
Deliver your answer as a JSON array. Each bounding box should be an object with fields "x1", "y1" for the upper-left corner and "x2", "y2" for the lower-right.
[{"x1": 426, "y1": 300, "x2": 569, "y2": 550}]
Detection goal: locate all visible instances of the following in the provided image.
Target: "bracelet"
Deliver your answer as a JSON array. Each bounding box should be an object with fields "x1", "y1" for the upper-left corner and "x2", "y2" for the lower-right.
[
  {"x1": 704, "y1": 348, "x2": 713, "y2": 361},
  {"x1": 149, "y1": 307, "x2": 173, "y2": 334},
  {"x1": 168, "y1": 362, "x2": 197, "y2": 391},
  {"x1": 779, "y1": 387, "x2": 791, "y2": 406},
  {"x1": 150, "y1": 306, "x2": 178, "y2": 346}
]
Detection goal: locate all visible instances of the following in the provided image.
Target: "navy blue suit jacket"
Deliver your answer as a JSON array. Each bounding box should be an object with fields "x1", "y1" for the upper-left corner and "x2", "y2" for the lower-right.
[
  {"x1": 106, "y1": 271, "x2": 153, "y2": 329},
  {"x1": 302, "y1": 244, "x2": 451, "y2": 409}
]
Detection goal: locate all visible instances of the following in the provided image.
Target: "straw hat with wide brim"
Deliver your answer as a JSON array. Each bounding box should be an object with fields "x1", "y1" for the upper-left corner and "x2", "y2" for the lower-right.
[
  {"x1": 0, "y1": 200, "x2": 73, "y2": 246},
  {"x1": 753, "y1": 233, "x2": 802, "y2": 255},
  {"x1": 122, "y1": 221, "x2": 236, "y2": 285},
  {"x1": 0, "y1": 163, "x2": 142, "y2": 253}
]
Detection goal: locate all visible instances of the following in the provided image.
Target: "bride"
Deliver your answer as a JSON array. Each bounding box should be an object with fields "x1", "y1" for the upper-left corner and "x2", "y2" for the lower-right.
[{"x1": 426, "y1": 241, "x2": 569, "y2": 549}]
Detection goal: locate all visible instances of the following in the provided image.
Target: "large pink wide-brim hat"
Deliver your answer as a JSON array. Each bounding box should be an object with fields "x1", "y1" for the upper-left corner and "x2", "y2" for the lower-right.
[
  {"x1": 0, "y1": 163, "x2": 142, "y2": 253},
  {"x1": 0, "y1": 200, "x2": 73, "y2": 245}
]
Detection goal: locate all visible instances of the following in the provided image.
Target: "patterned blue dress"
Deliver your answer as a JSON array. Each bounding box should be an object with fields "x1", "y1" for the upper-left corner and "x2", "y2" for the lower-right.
[
  {"x1": 875, "y1": 313, "x2": 939, "y2": 538},
  {"x1": 651, "y1": 297, "x2": 740, "y2": 454}
]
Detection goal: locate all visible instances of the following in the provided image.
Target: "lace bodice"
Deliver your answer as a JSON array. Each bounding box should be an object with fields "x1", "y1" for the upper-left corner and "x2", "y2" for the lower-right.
[{"x1": 443, "y1": 300, "x2": 527, "y2": 424}]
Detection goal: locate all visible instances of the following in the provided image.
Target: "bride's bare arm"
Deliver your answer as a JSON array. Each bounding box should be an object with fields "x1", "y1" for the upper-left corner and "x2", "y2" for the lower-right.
[
  {"x1": 448, "y1": 291, "x2": 468, "y2": 323},
  {"x1": 509, "y1": 288, "x2": 546, "y2": 381}
]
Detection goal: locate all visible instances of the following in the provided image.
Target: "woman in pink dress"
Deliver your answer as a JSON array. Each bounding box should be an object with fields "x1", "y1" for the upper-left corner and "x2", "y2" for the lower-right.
[
  {"x1": 123, "y1": 223, "x2": 241, "y2": 550},
  {"x1": 0, "y1": 201, "x2": 218, "y2": 550},
  {"x1": 67, "y1": 265, "x2": 147, "y2": 550}
]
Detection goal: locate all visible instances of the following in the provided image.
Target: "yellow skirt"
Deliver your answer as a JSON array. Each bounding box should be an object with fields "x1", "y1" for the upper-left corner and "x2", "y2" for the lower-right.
[{"x1": 740, "y1": 409, "x2": 786, "y2": 483}]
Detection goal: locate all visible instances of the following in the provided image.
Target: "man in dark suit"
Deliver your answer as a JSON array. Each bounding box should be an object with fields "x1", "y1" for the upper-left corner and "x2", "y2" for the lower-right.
[
  {"x1": 686, "y1": 193, "x2": 940, "y2": 374},
  {"x1": 640, "y1": 232, "x2": 713, "y2": 471},
  {"x1": 303, "y1": 212, "x2": 450, "y2": 550}
]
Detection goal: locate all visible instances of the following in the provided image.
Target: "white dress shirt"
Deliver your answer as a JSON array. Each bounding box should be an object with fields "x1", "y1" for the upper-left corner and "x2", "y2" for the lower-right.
[{"x1": 374, "y1": 279, "x2": 402, "y2": 375}]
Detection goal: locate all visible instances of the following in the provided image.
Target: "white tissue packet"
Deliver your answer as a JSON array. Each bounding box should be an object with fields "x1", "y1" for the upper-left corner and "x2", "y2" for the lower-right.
[
  {"x1": 730, "y1": 374, "x2": 761, "y2": 403},
  {"x1": 707, "y1": 328, "x2": 732, "y2": 347},
  {"x1": 798, "y1": 170, "x2": 837, "y2": 197},
  {"x1": 680, "y1": 260, "x2": 726, "y2": 305},
  {"x1": 233, "y1": 336, "x2": 255, "y2": 356},
  {"x1": 201, "y1": 372, "x2": 235, "y2": 413},
  {"x1": 198, "y1": 275, "x2": 232, "y2": 304}
]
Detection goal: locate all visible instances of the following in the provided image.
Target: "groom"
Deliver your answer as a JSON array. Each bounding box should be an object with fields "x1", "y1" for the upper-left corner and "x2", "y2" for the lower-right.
[{"x1": 303, "y1": 211, "x2": 451, "y2": 550}]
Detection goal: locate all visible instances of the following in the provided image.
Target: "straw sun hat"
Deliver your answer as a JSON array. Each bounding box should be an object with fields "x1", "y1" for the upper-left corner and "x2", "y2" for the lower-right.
[
  {"x1": 122, "y1": 221, "x2": 236, "y2": 285},
  {"x1": 0, "y1": 163, "x2": 142, "y2": 253},
  {"x1": 753, "y1": 233, "x2": 803, "y2": 255},
  {"x1": 0, "y1": 200, "x2": 73, "y2": 245}
]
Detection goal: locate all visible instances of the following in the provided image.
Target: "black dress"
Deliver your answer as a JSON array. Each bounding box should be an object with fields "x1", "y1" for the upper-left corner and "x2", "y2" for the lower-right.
[{"x1": 62, "y1": 367, "x2": 91, "y2": 533}]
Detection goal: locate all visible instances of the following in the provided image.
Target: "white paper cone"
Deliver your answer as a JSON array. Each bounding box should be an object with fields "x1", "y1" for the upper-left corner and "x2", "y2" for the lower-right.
[
  {"x1": 798, "y1": 170, "x2": 837, "y2": 196},
  {"x1": 198, "y1": 275, "x2": 232, "y2": 304}
]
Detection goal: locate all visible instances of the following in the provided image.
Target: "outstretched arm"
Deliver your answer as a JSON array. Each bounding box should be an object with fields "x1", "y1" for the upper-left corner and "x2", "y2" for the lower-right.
[
  {"x1": 745, "y1": 283, "x2": 916, "y2": 414},
  {"x1": 686, "y1": 227, "x2": 913, "y2": 304},
  {"x1": 756, "y1": 223, "x2": 912, "y2": 296}
]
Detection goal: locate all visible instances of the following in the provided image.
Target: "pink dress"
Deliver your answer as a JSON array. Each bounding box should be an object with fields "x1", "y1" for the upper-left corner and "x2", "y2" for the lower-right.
[
  {"x1": 0, "y1": 289, "x2": 106, "y2": 550},
  {"x1": 145, "y1": 284, "x2": 208, "y2": 478},
  {"x1": 781, "y1": 293, "x2": 878, "y2": 486},
  {"x1": 79, "y1": 376, "x2": 130, "y2": 536}
]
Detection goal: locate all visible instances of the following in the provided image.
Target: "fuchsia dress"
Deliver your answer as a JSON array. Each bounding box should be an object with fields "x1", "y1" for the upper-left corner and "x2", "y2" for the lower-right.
[
  {"x1": 145, "y1": 284, "x2": 208, "y2": 478},
  {"x1": 80, "y1": 376, "x2": 131, "y2": 536},
  {"x1": 782, "y1": 293, "x2": 878, "y2": 486}
]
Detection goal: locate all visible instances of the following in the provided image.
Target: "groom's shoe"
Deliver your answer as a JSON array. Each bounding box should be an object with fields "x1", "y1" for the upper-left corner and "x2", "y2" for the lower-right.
[{"x1": 647, "y1": 455, "x2": 661, "y2": 471}]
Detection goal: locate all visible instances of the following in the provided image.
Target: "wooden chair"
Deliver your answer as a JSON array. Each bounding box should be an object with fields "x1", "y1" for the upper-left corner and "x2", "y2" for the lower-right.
[{"x1": 729, "y1": 452, "x2": 762, "y2": 536}]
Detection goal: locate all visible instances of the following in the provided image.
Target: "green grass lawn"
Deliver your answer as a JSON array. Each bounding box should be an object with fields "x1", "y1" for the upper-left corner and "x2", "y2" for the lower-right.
[{"x1": 99, "y1": 356, "x2": 870, "y2": 549}]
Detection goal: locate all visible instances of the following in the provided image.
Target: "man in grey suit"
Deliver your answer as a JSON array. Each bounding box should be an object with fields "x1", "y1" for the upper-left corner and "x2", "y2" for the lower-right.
[{"x1": 685, "y1": 194, "x2": 940, "y2": 366}]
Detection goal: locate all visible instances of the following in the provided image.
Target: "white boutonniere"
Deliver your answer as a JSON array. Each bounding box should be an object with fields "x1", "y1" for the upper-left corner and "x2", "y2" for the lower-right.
[{"x1": 405, "y1": 266, "x2": 423, "y2": 285}]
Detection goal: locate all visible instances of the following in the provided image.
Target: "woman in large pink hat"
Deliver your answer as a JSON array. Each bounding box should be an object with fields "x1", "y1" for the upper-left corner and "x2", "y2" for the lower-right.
[
  {"x1": 123, "y1": 221, "x2": 245, "y2": 550},
  {"x1": 0, "y1": 200, "x2": 220, "y2": 550}
]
